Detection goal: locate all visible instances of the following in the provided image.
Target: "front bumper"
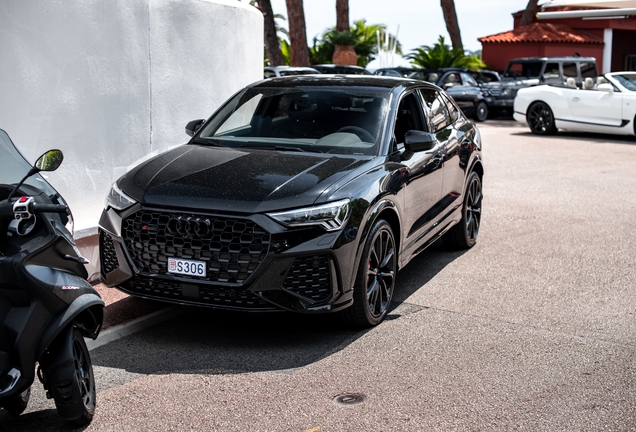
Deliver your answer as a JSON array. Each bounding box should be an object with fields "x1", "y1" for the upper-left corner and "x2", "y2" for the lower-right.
[
  {"x1": 487, "y1": 98, "x2": 514, "y2": 108},
  {"x1": 98, "y1": 204, "x2": 360, "y2": 314}
]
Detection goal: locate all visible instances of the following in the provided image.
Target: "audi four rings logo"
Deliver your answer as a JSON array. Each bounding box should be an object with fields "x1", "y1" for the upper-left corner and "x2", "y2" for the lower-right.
[{"x1": 166, "y1": 216, "x2": 211, "y2": 237}]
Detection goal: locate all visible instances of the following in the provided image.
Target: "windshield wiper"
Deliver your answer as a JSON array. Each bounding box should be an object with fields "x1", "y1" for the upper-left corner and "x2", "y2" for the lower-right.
[
  {"x1": 239, "y1": 145, "x2": 323, "y2": 154},
  {"x1": 191, "y1": 137, "x2": 222, "y2": 146}
]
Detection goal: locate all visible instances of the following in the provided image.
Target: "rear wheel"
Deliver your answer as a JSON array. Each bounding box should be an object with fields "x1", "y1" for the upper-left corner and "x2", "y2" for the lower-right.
[
  {"x1": 342, "y1": 219, "x2": 396, "y2": 328},
  {"x1": 443, "y1": 171, "x2": 482, "y2": 250},
  {"x1": 527, "y1": 102, "x2": 558, "y2": 135},
  {"x1": 1, "y1": 387, "x2": 30, "y2": 416},
  {"x1": 474, "y1": 101, "x2": 488, "y2": 122}
]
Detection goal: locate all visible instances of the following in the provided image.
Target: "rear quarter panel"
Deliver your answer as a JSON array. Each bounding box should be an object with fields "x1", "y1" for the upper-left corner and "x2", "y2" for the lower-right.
[{"x1": 514, "y1": 85, "x2": 573, "y2": 123}]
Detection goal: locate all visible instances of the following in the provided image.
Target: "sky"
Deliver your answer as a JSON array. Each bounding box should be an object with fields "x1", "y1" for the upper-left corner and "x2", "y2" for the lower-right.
[{"x1": 268, "y1": 0, "x2": 533, "y2": 67}]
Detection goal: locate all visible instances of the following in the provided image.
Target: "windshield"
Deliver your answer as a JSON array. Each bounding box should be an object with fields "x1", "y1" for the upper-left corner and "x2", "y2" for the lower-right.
[
  {"x1": 0, "y1": 129, "x2": 59, "y2": 197},
  {"x1": 195, "y1": 87, "x2": 389, "y2": 156},
  {"x1": 503, "y1": 62, "x2": 543, "y2": 79},
  {"x1": 612, "y1": 73, "x2": 636, "y2": 91}
]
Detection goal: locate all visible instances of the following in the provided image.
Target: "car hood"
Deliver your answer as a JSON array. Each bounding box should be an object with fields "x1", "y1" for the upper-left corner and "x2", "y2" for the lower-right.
[{"x1": 118, "y1": 144, "x2": 373, "y2": 213}]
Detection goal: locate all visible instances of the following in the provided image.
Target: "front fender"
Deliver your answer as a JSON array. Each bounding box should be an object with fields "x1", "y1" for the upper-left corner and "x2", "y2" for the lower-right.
[{"x1": 36, "y1": 294, "x2": 104, "y2": 360}]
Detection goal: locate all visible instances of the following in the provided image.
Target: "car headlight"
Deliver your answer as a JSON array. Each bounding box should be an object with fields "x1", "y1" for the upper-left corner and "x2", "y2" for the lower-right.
[
  {"x1": 501, "y1": 88, "x2": 511, "y2": 96},
  {"x1": 105, "y1": 183, "x2": 136, "y2": 211},
  {"x1": 267, "y1": 199, "x2": 351, "y2": 231}
]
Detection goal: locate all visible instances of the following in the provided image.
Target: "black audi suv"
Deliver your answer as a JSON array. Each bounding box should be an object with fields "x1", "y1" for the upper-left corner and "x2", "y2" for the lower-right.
[{"x1": 99, "y1": 75, "x2": 483, "y2": 327}]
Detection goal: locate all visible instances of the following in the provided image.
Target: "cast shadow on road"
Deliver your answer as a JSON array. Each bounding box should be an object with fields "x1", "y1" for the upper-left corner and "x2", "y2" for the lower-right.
[
  {"x1": 512, "y1": 130, "x2": 636, "y2": 146},
  {"x1": 0, "y1": 409, "x2": 90, "y2": 432},
  {"x1": 89, "y1": 240, "x2": 467, "y2": 377},
  {"x1": 0, "y1": 242, "x2": 467, "y2": 431}
]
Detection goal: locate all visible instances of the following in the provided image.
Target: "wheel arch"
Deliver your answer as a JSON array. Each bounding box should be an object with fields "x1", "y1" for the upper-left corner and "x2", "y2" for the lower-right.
[{"x1": 353, "y1": 199, "x2": 402, "y2": 276}]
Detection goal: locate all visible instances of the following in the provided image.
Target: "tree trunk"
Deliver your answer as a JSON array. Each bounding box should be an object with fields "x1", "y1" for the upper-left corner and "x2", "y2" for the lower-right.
[
  {"x1": 440, "y1": 0, "x2": 463, "y2": 51},
  {"x1": 519, "y1": 0, "x2": 540, "y2": 26},
  {"x1": 257, "y1": 0, "x2": 285, "y2": 66},
  {"x1": 336, "y1": 0, "x2": 349, "y2": 32},
  {"x1": 285, "y1": 0, "x2": 310, "y2": 66}
]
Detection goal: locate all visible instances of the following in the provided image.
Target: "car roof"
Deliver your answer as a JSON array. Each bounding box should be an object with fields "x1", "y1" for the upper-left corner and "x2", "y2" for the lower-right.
[
  {"x1": 252, "y1": 74, "x2": 435, "y2": 91},
  {"x1": 508, "y1": 56, "x2": 596, "y2": 62},
  {"x1": 264, "y1": 66, "x2": 319, "y2": 72}
]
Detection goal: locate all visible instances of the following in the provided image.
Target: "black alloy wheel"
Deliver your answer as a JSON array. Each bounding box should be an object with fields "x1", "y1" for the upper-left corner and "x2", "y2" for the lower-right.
[
  {"x1": 474, "y1": 101, "x2": 488, "y2": 122},
  {"x1": 343, "y1": 219, "x2": 397, "y2": 327},
  {"x1": 1, "y1": 387, "x2": 30, "y2": 416},
  {"x1": 527, "y1": 102, "x2": 558, "y2": 135},
  {"x1": 443, "y1": 171, "x2": 482, "y2": 249}
]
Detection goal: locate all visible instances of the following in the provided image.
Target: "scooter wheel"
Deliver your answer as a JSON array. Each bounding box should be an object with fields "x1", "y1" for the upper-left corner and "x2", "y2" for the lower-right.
[
  {"x1": 1, "y1": 387, "x2": 30, "y2": 416},
  {"x1": 46, "y1": 327, "x2": 96, "y2": 426}
]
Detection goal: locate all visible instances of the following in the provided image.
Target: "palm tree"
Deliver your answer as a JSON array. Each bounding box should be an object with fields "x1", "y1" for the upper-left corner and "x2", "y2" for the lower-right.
[
  {"x1": 257, "y1": 0, "x2": 285, "y2": 66},
  {"x1": 285, "y1": 0, "x2": 310, "y2": 66},
  {"x1": 440, "y1": 0, "x2": 463, "y2": 50},
  {"x1": 336, "y1": 0, "x2": 349, "y2": 32},
  {"x1": 519, "y1": 0, "x2": 540, "y2": 26},
  {"x1": 406, "y1": 36, "x2": 485, "y2": 70},
  {"x1": 310, "y1": 20, "x2": 400, "y2": 68}
]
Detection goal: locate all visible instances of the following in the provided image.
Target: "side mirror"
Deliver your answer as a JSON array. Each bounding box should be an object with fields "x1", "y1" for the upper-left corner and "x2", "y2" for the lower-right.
[
  {"x1": 444, "y1": 82, "x2": 454, "y2": 89},
  {"x1": 34, "y1": 149, "x2": 64, "y2": 172},
  {"x1": 597, "y1": 83, "x2": 614, "y2": 94},
  {"x1": 185, "y1": 119, "x2": 205, "y2": 137},
  {"x1": 404, "y1": 130, "x2": 437, "y2": 152}
]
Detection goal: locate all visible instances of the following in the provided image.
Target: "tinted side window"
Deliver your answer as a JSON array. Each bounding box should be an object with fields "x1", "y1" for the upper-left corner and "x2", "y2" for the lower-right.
[
  {"x1": 505, "y1": 61, "x2": 542, "y2": 79},
  {"x1": 580, "y1": 62, "x2": 597, "y2": 78},
  {"x1": 264, "y1": 70, "x2": 277, "y2": 79},
  {"x1": 419, "y1": 89, "x2": 449, "y2": 132},
  {"x1": 542, "y1": 62, "x2": 560, "y2": 82},
  {"x1": 563, "y1": 63, "x2": 578, "y2": 80},
  {"x1": 393, "y1": 93, "x2": 425, "y2": 144},
  {"x1": 440, "y1": 93, "x2": 460, "y2": 123},
  {"x1": 442, "y1": 73, "x2": 461, "y2": 86},
  {"x1": 460, "y1": 73, "x2": 478, "y2": 87}
]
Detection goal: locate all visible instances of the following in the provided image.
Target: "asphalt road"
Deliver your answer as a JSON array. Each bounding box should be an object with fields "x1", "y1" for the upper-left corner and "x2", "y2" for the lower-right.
[{"x1": 2, "y1": 120, "x2": 635, "y2": 431}]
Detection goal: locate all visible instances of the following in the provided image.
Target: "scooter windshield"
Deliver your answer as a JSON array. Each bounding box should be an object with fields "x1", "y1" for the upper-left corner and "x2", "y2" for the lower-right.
[{"x1": 0, "y1": 129, "x2": 58, "y2": 198}]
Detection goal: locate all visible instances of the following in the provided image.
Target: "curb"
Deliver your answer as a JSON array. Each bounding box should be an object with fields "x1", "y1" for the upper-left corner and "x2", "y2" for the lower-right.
[{"x1": 86, "y1": 306, "x2": 184, "y2": 351}]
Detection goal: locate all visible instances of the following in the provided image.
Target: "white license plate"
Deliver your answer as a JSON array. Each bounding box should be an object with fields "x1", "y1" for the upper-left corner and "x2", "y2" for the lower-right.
[{"x1": 167, "y1": 258, "x2": 207, "y2": 277}]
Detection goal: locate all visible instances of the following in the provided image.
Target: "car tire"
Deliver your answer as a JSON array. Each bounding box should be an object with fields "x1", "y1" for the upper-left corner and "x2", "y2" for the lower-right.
[
  {"x1": 527, "y1": 102, "x2": 558, "y2": 135},
  {"x1": 1, "y1": 387, "x2": 30, "y2": 416},
  {"x1": 474, "y1": 101, "x2": 488, "y2": 122},
  {"x1": 443, "y1": 171, "x2": 482, "y2": 250},
  {"x1": 342, "y1": 219, "x2": 397, "y2": 328}
]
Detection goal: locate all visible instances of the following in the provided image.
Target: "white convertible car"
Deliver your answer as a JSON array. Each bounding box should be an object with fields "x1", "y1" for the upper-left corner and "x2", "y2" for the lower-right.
[{"x1": 514, "y1": 72, "x2": 636, "y2": 136}]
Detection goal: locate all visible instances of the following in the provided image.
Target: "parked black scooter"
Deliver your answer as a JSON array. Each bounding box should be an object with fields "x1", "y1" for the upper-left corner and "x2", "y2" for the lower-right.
[{"x1": 0, "y1": 129, "x2": 104, "y2": 425}]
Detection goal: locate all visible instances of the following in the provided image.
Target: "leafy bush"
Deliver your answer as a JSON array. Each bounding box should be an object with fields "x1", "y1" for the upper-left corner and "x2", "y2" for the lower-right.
[{"x1": 406, "y1": 36, "x2": 486, "y2": 70}]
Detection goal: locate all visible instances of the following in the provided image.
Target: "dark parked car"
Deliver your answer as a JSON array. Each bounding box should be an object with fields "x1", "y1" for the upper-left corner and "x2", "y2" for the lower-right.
[
  {"x1": 99, "y1": 76, "x2": 483, "y2": 327},
  {"x1": 312, "y1": 64, "x2": 372, "y2": 75},
  {"x1": 264, "y1": 66, "x2": 319, "y2": 78},
  {"x1": 409, "y1": 68, "x2": 490, "y2": 121},
  {"x1": 374, "y1": 67, "x2": 418, "y2": 77},
  {"x1": 483, "y1": 56, "x2": 598, "y2": 114}
]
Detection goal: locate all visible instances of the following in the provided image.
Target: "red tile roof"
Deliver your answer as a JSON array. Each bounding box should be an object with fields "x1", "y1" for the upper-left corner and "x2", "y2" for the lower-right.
[{"x1": 478, "y1": 23, "x2": 603, "y2": 44}]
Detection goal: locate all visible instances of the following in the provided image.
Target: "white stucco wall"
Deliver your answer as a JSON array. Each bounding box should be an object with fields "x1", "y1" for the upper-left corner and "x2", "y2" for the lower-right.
[{"x1": 0, "y1": 0, "x2": 263, "y2": 233}]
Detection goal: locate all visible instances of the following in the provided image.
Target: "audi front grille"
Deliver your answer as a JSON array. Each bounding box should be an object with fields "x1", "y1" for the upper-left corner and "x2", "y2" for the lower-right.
[{"x1": 121, "y1": 209, "x2": 271, "y2": 285}]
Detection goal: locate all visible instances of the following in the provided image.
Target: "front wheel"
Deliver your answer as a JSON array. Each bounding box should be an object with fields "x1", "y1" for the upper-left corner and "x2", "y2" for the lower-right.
[
  {"x1": 46, "y1": 327, "x2": 96, "y2": 426},
  {"x1": 342, "y1": 219, "x2": 397, "y2": 328},
  {"x1": 1, "y1": 387, "x2": 30, "y2": 416},
  {"x1": 474, "y1": 101, "x2": 488, "y2": 122},
  {"x1": 527, "y1": 102, "x2": 558, "y2": 135},
  {"x1": 443, "y1": 171, "x2": 482, "y2": 250}
]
